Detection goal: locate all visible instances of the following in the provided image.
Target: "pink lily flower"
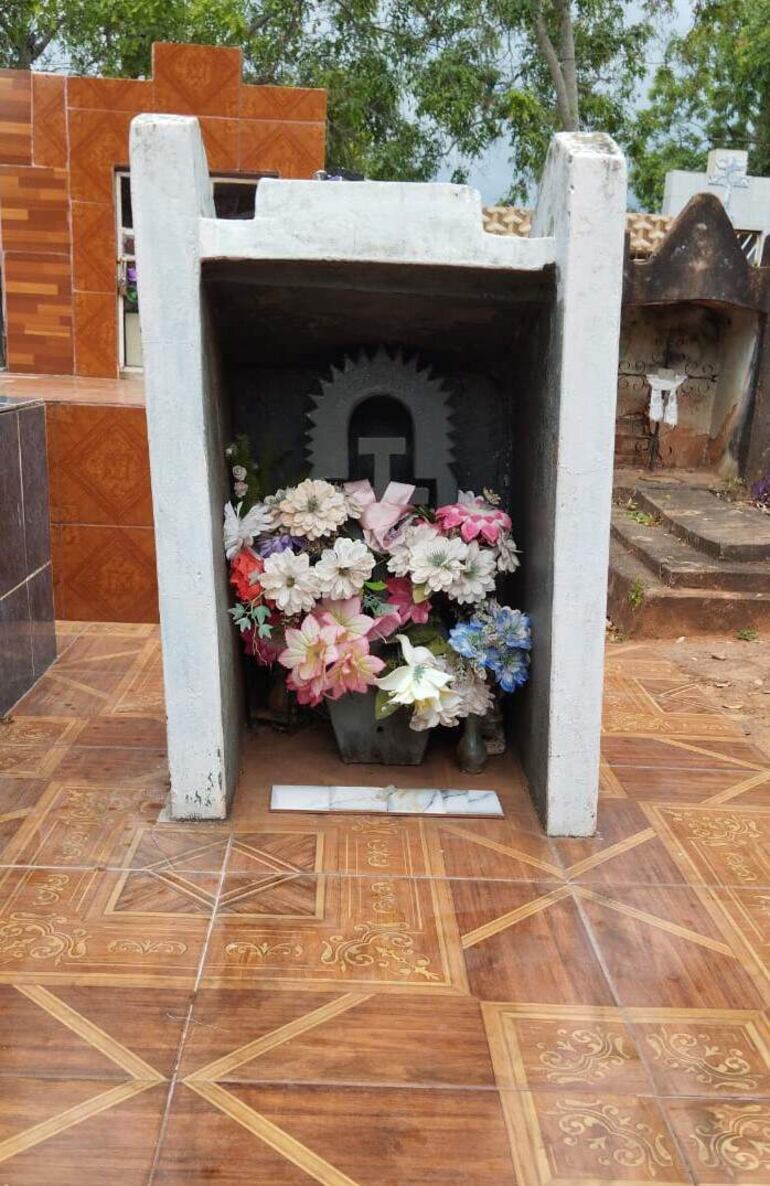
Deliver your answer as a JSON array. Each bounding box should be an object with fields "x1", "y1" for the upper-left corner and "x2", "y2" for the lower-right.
[
  {"x1": 324, "y1": 638, "x2": 386, "y2": 700},
  {"x1": 279, "y1": 614, "x2": 339, "y2": 682},
  {"x1": 314, "y1": 597, "x2": 373, "y2": 642},
  {"x1": 285, "y1": 668, "x2": 327, "y2": 707},
  {"x1": 385, "y1": 576, "x2": 432, "y2": 625}
]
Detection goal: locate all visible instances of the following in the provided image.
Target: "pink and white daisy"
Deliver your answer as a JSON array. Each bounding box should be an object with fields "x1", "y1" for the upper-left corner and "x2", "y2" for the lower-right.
[{"x1": 435, "y1": 490, "x2": 512, "y2": 545}]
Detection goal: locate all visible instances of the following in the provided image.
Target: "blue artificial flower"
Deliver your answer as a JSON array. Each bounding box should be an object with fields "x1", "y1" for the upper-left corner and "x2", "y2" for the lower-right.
[
  {"x1": 491, "y1": 605, "x2": 532, "y2": 650},
  {"x1": 448, "y1": 619, "x2": 487, "y2": 664},
  {"x1": 485, "y1": 646, "x2": 530, "y2": 692}
]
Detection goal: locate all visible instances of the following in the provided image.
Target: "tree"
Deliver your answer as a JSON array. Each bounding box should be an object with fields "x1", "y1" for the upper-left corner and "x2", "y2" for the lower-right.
[
  {"x1": 632, "y1": 0, "x2": 770, "y2": 211},
  {"x1": 2, "y1": 1, "x2": 671, "y2": 201}
]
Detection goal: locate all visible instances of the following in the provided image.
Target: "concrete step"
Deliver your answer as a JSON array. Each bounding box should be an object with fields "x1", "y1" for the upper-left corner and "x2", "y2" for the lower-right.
[
  {"x1": 611, "y1": 509, "x2": 770, "y2": 593},
  {"x1": 628, "y1": 482, "x2": 770, "y2": 561},
  {"x1": 607, "y1": 538, "x2": 770, "y2": 638}
]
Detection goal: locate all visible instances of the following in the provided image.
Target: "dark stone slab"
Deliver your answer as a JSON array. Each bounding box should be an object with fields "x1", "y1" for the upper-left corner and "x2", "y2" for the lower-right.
[
  {"x1": 611, "y1": 509, "x2": 770, "y2": 592},
  {"x1": 18, "y1": 403, "x2": 51, "y2": 573},
  {"x1": 608, "y1": 538, "x2": 770, "y2": 638},
  {"x1": 0, "y1": 410, "x2": 25, "y2": 597},
  {"x1": 631, "y1": 483, "x2": 770, "y2": 561},
  {"x1": 0, "y1": 582, "x2": 33, "y2": 716},
  {"x1": 28, "y1": 563, "x2": 56, "y2": 677}
]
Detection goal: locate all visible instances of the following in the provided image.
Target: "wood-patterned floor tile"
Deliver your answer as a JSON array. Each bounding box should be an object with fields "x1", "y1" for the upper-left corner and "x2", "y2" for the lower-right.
[
  {"x1": 482, "y1": 1002, "x2": 654, "y2": 1094},
  {"x1": 603, "y1": 736, "x2": 770, "y2": 772},
  {"x1": 51, "y1": 745, "x2": 168, "y2": 788},
  {"x1": 552, "y1": 801, "x2": 688, "y2": 886},
  {"x1": 154, "y1": 1081, "x2": 516, "y2": 1186},
  {"x1": 649, "y1": 804, "x2": 770, "y2": 887},
  {"x1": 0, "y1": 865, "x2": 213, "y2": 987},
  {"x1": 0, "y1": 983, "x2": 190, "y2": 1079},
  {"x1": 578, "y1": 884, "x2": 765, "y2": 1009},
  {"x1": 627, "y1": 1008, "x2": 770, "y2": 1098},
  {"x1": 0, "y1": 1076, "x2": 168, "y2": 1184},
  {"x1": 201, "y1": 872, "x2": 468, "y2": 993},
  {"x1": 602, "y1": 764, "x2": 770, "y2": 804},
  {"x1": 450, "y1": 880, "x2": 616, "y2": 1004},
  {"x1": 180, "y1": 988, "x2": 495, "y2": 1088},
  {"x1": 498, "y1": 1090, "x2": 690, "y2": 1186},
  {"x1": 0, "y1": 778, "x2": 48, "y2": 859},
  {"x1": 432, "y1": 819, "x2": 562, "y2": 881},
  {"x1": 664, "y1": 1098, "x2": 770, "y2": 1183}
]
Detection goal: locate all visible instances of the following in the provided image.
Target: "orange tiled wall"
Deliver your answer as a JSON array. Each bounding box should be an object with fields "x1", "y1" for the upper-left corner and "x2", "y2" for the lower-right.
[
  {"x1": 47, "y1": 402, "x2": 159, "y2": 622},
  {"x1": 0, "y1": 44, "x2": 326, "y2": 378}
]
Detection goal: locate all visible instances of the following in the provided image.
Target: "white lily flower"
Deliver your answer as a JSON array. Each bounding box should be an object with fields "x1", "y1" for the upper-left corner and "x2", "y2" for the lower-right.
[{"x1": 376, "y1": 634, "x2": 452, "y2": 707}]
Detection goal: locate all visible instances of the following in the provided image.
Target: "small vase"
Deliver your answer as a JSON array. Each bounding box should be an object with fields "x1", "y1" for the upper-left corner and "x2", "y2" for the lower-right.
[{"x1": 457, "y1": 713, "x2": 488, "y2": 774}]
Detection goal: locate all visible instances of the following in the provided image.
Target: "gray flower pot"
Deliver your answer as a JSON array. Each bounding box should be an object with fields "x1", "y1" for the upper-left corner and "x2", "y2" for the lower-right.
[{"x1": 327, "y1": 690, "x2": 429, "y2": 765}]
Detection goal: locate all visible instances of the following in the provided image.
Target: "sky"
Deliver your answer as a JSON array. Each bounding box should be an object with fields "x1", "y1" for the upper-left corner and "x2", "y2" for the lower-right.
[{"x1": 447, "y1": 0, "x2": 695, "y2": 204}]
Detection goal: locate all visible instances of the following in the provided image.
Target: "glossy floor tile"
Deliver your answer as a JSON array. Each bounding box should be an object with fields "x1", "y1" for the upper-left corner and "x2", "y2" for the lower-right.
[{"x1": 0, "y1": 625, "x2": 769, "y2": 1183}]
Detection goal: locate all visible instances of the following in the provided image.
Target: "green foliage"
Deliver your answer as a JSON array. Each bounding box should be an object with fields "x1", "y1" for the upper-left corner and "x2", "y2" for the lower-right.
[
  {"x1": 632, "y1": 0, "x2": 770, "y2": 209},
  {"x1": 228, "y1": 601, "x2": 273, "y2": 637},
  {"x1": 736, "y1": 627, "x2": 759, "y2": 641},
  {"x1": 626, "y1": 508, "x2": 658, "y2": 526},
  {"x1": 2, "y1": 1, "x2": 673, "y2": 205},
  {"x1": 628, "y1": 577, "x2": 645, "y2": 609},
  {"x1": 374, "y1": 688, "x2": 399, "y2": 720}
]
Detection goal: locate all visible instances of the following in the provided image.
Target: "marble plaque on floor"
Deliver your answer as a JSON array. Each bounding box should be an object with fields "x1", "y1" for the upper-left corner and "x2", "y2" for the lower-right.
[{"x1": 270, "y1": 784, "x2": 503, "y2": 817}]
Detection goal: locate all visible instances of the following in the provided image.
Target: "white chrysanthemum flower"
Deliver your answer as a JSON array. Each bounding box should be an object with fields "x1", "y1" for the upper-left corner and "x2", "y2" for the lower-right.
[
  {"x1": 408, "y1": 534, "x2": 468, "y2": 593},
  {"x1": 277, "y1": 479, "x2": 349, "y2": 540},
  {"x1": 445, "y1": 540, "x2": 497, "y2": 605},
  {"x1": 315, "y1": 537, "x2": 376, "y2": 600},
  {"x1": 376, "y1": 634, "x2": 452, "y2": 707},
  {"x1": 384, "y1": 521, "x2": 434, "y2": 577},
  {"x1": 496, "y1": 533, "x2": 521, "y2": 573},
  {"x1": 223, "y1": 500, "x2": 274, "y2": 560},
  {"x1": 260, "y1": 550, "x2": 320, "y2": 616}
]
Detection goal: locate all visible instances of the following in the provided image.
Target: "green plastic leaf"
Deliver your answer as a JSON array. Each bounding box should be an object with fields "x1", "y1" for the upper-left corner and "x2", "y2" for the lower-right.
[
  {"x1": 374, "y1": 690, "x2": 399, "y2": 720},
  {"x1": 365, "y1": 579, "x2": 387, "y2": 591}
]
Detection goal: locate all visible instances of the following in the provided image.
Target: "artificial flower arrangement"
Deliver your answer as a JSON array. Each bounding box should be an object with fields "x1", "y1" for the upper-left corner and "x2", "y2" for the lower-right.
[{"x1": 222, "y1": 438, "x2": 531, "y2": 752}]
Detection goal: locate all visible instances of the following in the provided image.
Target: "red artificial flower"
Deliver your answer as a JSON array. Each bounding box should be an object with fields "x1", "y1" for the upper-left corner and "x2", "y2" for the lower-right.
[{"x1": 230, "y1": 549, "x2": 264, "y2": 603}]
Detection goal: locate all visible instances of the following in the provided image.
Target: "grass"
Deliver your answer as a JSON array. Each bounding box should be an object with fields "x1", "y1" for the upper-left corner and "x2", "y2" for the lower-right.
[
  {"x1": 628, "y1": 578, "x2": 645, "y2": 610},
  {"x1": 736, "y1": 627, "x2": 759, "y2": 642},
  {"x1": 626, "y1": 508, "x2": 658, "y2": 527}
]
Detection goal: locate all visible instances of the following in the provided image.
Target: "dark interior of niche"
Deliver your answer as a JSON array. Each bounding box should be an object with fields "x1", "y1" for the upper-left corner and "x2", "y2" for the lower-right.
[
  {"x1": 203, "y1": 257, "x2": 555, "y2": 730},
  {"x1": 203, "y1": 257, "x2": 554, "y2": 532}
]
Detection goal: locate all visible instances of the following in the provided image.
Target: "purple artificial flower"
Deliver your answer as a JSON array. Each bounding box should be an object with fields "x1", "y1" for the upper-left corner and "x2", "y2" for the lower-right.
[{"x1": 256, "y1": 534, "x2": 304, "y2": 558}]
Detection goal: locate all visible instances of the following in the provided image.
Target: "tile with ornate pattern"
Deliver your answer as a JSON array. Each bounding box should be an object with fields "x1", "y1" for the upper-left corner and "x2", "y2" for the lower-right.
[{"x1": 0, "y1": 626, "x2": 768, "y2": 1183}]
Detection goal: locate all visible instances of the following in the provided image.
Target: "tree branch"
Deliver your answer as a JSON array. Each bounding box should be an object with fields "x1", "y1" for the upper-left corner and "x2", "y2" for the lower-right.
[
  {"x1": 531, "y1": 0, "x2": 577, "y2": 131},
  {"x1": 558, "y1": 0, "x2": 579, "y2": 127}
]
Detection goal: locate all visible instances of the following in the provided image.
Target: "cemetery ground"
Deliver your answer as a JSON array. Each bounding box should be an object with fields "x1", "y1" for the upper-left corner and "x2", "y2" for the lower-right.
[{"x1": 1, "y1": 619, "x2": 770, "y2": 1183}]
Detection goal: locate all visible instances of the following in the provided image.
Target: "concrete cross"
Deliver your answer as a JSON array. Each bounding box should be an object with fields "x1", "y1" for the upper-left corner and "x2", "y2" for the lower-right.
[
  {"x1": 357, "y1": 436, "x2": 407, "y2": 496},
  {"x1": 706, "y1": 150, "x2": 750, "y2": 213}
]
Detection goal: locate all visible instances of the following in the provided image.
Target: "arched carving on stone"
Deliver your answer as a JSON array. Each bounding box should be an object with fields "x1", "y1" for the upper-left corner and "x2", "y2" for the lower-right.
[{"x1": 306, "y1": 348, "x2": 456, "y2": 504}]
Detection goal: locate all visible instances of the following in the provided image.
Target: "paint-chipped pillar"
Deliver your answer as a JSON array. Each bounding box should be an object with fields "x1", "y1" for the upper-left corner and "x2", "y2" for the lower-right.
[
  {"x1": 517, "y1": 133, "x2": 627, "y2": 836},
  {"x1": 130, "y1": 114, "x2": 242, "y2": 819}
]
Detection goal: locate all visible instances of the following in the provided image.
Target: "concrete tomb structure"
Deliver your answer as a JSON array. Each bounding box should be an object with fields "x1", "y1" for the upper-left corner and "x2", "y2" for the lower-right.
[{"x1": 130, "y1": 115, "x2": 627, "y2": 836}]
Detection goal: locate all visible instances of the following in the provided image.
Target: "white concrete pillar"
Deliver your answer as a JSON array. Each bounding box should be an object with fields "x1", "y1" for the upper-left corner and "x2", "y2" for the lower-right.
[
  {"x1": 519, "y1": 132, "x2": 627, "y2": 835},
  {"x1": 130, "y1": 114, "x2": 243, "y2": 818}
]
